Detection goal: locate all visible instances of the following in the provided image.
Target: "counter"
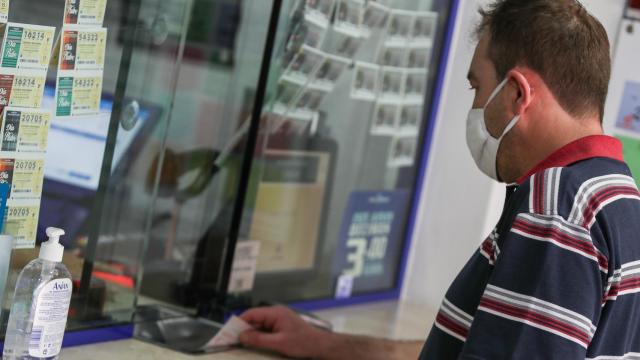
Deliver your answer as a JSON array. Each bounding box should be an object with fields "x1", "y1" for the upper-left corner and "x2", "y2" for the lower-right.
[{"x1": 61, "y1": 301, "x2": 436, "y2": 359}]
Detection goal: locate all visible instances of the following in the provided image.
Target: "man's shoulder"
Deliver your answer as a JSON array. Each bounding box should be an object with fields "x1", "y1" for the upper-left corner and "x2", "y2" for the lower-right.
[{"x1": 519, "y1": 157, "x2": 639, "y2": 229}]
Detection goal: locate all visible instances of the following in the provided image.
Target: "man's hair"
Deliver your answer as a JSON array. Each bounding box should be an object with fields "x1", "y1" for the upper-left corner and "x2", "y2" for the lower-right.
[{"x1": 476, "y1": 0, "x2": 611, "y2": 120}]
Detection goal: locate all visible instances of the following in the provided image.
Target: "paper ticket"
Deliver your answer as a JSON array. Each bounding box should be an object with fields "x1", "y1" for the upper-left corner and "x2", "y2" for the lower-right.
[
  {"x1": 0, "y1": 0, "x2": 9, "y2": 24},
  {"x1": 60, "y1": 27, "x2": 107, "y2": 71},
  {"x1": 55, "y1": 71, "x2": 103, "y2": 116},
  {"x1": 0, "y1": 23, "x2": 56, "y2": 71},
  {"x1": 8, "y1": 158, "x2": 44, "y2": 200},
  {"x1": 201, "y1": 316, "x2": 252, "y2": 350},
  {"x1": 0, "y1": 70, "x2": 46, "y2": 110},
  {"x1": 0, "y1": 108, "x2": 51, "y2": 153},
  {"x1": 4, "y1": 202, "x2": 40, "y2": 249},
  {"x1": 64, "y1": 0, "x2": 107, "y2": 26}
]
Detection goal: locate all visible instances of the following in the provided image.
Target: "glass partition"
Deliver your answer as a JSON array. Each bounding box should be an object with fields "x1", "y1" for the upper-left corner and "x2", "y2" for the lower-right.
[
  {"x1": 234, "y1": 0, "x2": 454, "y2": 304},
  {"x1": 0, "y1": 0, "x2": 195, "y2": 335}
]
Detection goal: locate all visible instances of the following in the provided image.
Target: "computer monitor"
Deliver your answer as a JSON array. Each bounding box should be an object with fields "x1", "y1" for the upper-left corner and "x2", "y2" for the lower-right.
[{"x1": 37, "y1": 85, "x2": 162, "y2": 246}]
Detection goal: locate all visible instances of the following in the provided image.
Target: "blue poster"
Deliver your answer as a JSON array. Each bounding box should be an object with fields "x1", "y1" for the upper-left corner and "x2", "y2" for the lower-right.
[
  {"x1": 615, "y1": 81, "x2": 640, "y2": 133},
  {"x1": 334, "y1": 190, "x2": 410, "y2": 295}
]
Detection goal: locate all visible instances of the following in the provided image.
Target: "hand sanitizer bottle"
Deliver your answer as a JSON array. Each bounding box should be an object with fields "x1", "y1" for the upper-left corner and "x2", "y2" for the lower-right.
[{"x1": 3, "y1": 228, "x2": 72, "y2": 360}]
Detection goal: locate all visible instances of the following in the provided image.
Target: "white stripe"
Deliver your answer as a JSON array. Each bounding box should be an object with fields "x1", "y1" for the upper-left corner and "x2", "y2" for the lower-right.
[
  {"x1": 529, "y1": 175, "x2": 536, "y2": 213},
  {"x1": 604, "y1": 270, "x2": 623, "y2": 296},
  {"x1": 618, "y1": 287, "x2": 640, "y2": 296},
  {"x1": 479, "y1": 248, "x2": 493, "y2": 264},
  {"x1": 545, "y1": 170, "x2": 552, "y2": 215},
  {"x1": 569, "y1": 175, "x2": 634, "y2": 222},
  {"x1": 434, "y1": 321, "x2": 466, "y2": 342},
  {"x1": 477, "y1": 306, "x2": 588, "y2": 349},
  {"x1": 518, "y1": 213, "x2": 591, "y2": 242},
  {"x1": 622, "y1": 260, "x2": 640, "y2": 270},
  {"x1": 585, "y1": 194, "x2": 640, "y2": 229},
  {"x1": 440, "y1": 305, "x2": 472, "y2": 329},
  {"x1": 553, "y1": 167, "x2": 562, "y2": 215},
  {"x1": 625, "y1": 267, "x2": 640, "y2": 277},
  {"x1": 570, "y1": 176, "x2": 637, "y2": 224},
  {"x1": 443, "y1": 298, "x2": 474, "y2": 323},
  {"x1": 587, "y1": 352, "x2": 640, "y2": 360},
  {"x1": 485, "y1": 288, "x2": 595, "y2": 335},
  {"x1": 511, "y1": 228, "x2": 606, "y2": 272},
  {"x1": 486, "y1": 285, "x2": 595, "y2": 330}
]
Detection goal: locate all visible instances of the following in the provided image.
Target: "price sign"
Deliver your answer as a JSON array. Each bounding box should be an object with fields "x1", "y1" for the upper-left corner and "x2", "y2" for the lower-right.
[{"x1": 334, "y1": 190, "x2": 410, "y2": 295}]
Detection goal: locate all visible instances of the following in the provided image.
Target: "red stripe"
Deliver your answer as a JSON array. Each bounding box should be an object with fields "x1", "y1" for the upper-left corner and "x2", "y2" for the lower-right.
[
  {"x1": 582, "y1": 186, "x2": 640, "y2": 227},
  {"x1": 512, "y1": 220, "x2": 607, "y2": 270},
  {"x1": 604, "y1": 278, "x2": 640, "y2": 300},
  {"x1": 619, "y1": 277, "x2": 640, "y2": 292},
  {"x1": 436, "y1": 313, "x2": 469, "y2": 339},
  {"x1": 480, "y1": 238, "x2": 495, "y2": 262},
  {"x1": 535, "y1": 174, "x2": 544, "y2": 214},
  {"x1": 479, "y1": 298, "x2": 590, "y2": 345},
  {"x1": 481, "y1": 239, "x2": 493, "y2": 254},
  {"x1": 513, "y1": 220, "x2": 595, "y2": 255}
]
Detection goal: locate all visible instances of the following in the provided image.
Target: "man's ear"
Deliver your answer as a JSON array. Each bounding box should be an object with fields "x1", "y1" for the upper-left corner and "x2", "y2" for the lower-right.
[{"x1": 506, "y1": 70, "x2": 533, "y2": 115}]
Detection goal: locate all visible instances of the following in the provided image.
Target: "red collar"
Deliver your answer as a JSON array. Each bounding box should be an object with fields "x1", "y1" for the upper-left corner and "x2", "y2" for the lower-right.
[{"x1": 516, "y1": 135, "x2": 624, "y2": 185}]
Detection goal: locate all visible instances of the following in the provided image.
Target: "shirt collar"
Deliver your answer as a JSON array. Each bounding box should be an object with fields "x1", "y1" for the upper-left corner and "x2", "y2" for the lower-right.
[{"x1": 516, "y1": 135, "x2": 624, "y2": 185}]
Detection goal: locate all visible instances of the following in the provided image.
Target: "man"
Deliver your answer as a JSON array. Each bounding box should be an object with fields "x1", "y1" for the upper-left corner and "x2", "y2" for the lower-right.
[{"x1": 239, "y1": 0, "x2": 640, "y2": 358}]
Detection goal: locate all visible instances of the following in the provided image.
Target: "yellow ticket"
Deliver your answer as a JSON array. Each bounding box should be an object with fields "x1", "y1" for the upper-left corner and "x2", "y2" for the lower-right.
[
  {"x1": 55, "y1": 71, "x2": 103, "y2": 116},
  {"x1": 4, "y1": 203, "x2": 39, "y2": 249},
  {"x1": 0, "y1": 71, "x2": 46, "y2": 109},
  {"x1": 9, "y1": 158, "x2": 44, "y2": 199},
  {"x1": 0, "y1": 23, "x2": 56, "y2": 71},
  {"x1": 64, "y1": 0, "x2": 107, "y2": 26},
  {"x1": 1, "y1": 108, "x2": 50, "y2": 153},
  {"x1": 60, "y1": 27, "x2": 107, "y2": 71},
  {"x1": 0, "y1": 0, "x2": 9, "y2": 23}
]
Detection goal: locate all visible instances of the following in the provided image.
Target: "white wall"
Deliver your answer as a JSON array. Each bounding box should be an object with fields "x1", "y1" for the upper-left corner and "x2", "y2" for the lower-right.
[{"x1": 402, "y1": 0, "x2": 626, "y2": 312}]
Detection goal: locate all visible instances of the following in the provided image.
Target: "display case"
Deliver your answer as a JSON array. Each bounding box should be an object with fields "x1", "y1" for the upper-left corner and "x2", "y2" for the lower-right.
[{"x1": 0, "y1": 0, "x2": 458, "y2": 352}]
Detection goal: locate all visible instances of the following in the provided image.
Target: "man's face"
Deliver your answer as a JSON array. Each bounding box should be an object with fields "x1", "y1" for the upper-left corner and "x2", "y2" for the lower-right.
[
  {"x1": 468, "y1": 34, "x2": 511, "y2": 139},
  {"x1": 467, "y1": 33, "x2": 521, "y2": 181}
]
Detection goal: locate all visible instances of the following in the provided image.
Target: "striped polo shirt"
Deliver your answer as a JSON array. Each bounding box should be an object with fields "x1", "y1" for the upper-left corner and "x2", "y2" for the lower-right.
[{"x1": 419, "y1": 135, "x2": 640, "y2": 359}]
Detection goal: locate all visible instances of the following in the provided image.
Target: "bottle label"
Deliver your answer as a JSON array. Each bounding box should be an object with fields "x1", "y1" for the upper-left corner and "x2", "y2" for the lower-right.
[{"x1": 28, "y1": 278, "x2": 72, "y2": 357}]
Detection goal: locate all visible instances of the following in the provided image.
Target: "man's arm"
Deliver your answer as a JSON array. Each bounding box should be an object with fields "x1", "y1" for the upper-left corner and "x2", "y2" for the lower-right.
[{"x1": 239, "y1": 306, "x2": 423, "y2": 360}]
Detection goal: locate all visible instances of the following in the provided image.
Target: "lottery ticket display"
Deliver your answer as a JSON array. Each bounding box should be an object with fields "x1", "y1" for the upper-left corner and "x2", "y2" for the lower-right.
[
  {"x1": 0, "y1": 107, "x2": 50, "y2": 248},
  {"x1": 56, "y1": 2, "x2": 108, "y2": 118},
  {"x1": 0, "y1": 0, "x2": 108, "y2": 247}
]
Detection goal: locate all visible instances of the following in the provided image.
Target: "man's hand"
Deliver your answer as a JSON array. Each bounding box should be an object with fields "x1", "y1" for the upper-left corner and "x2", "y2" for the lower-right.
[
  {"x1": 239, "y1": 305, "x2": 333, "y2": 358},
  {"x1": 239, "y1": 306, "x2": 424, "y2": 360}
]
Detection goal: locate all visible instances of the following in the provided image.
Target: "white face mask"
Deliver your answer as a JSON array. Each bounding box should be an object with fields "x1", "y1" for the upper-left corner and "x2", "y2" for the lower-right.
[{"x1": 466, "y1": 78, "x2": 521, "y2": 181}]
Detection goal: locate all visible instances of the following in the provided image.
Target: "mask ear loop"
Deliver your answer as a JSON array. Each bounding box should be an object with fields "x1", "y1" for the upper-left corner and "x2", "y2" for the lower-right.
[
  {"x1": 484, "y1": 78, "x2": 510, "y2": 108},
  {"x1": 498, "y1": 115, "x2": 521, "y2": 141}
]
